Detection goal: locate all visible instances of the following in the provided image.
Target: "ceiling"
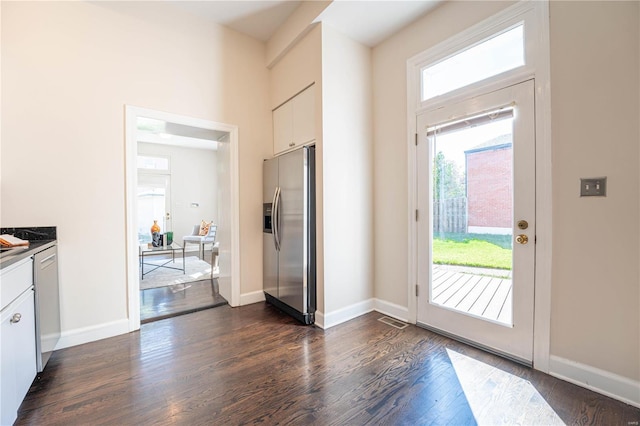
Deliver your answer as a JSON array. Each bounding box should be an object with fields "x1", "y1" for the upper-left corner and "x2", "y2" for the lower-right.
[
  {"x1": 172, "y1": 0, "x2": 442, "y2": 47},
  {"x1": 173, "y1": 1, "x2": 302, "y2": 42},
  {"x1": 316, "y1": 1, "x2": 442, "y2": 47}
]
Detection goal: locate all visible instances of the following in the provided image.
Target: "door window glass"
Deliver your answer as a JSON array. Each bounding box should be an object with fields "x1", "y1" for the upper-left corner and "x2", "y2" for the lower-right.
[
  {"x1": 429, "y1": 108, "x2": 514, "y2": 325},
  {"x1": 422, "y1": 24, "x2": 524, "y2": 101}
]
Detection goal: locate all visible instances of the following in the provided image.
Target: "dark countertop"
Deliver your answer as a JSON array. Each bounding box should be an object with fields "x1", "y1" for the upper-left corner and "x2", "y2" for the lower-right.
[{"x1": 0, "y1": 240, "x2": 57, "y2": 270}]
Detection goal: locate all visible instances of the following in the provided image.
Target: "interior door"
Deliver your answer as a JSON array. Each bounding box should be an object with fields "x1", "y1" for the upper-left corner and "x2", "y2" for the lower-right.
[
  {"x1": 137, "y1": 173, "x2": 172, "y2": 243},
  {"x1": 416, "y1": 80, "x2": 535, "y2": 364}
]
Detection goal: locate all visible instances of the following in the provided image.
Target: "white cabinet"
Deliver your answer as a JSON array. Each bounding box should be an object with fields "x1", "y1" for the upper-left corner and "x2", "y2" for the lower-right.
[
  {"x1": 273, "y1": 101, "x2": 293, "y2": 155},
  {"x1": 273, "y1": 84, "x2": 315, "y2": 155},
  {"x1": 291, "y1": 85, "x2": 315, "y2": 147},
  {"x1": 1, "y1": 258, "x2": 36, "y2": 426}
]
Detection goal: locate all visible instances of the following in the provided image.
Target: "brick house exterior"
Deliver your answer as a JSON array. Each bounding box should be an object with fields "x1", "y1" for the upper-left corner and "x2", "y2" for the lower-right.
[{"x1": 465, "y1": 135, "x2": 512, "y2": 234}]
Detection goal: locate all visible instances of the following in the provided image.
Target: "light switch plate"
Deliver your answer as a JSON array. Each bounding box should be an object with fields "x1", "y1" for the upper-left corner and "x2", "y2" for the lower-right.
[{"x1": 580, "y1": 177, "x2": 607, "y2": 197}]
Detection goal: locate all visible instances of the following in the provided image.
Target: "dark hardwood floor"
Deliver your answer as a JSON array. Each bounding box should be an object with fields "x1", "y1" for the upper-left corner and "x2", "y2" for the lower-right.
[
  {"x1": 140, "y1": 248, "x2": 227, "y2": 323},
  {"x1": 17, "y1": 304, "x2": 640, "y2": 425}
]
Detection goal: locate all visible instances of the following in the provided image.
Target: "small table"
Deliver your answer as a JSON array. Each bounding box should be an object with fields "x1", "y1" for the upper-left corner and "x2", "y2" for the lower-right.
[{"x1": 139, "y1": 243, "x2": 185, "y2": 280}]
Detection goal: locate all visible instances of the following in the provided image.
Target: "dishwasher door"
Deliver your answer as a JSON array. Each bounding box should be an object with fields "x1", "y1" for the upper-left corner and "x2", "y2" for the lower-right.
[{"x1": 34, "y1": 245, "x2": 61, "y2": 372}]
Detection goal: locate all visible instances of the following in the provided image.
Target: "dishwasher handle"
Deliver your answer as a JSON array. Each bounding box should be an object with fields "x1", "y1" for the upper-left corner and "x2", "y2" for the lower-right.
[{"x1": 39, "y1": 253, "x2": 56, "y2": 269}]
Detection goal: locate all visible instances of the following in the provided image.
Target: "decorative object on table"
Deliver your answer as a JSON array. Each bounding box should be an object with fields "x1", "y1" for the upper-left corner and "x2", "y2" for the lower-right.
[
  {"x1": 0, "y1": 234, "x2": 29, "y2": 247},
  {"x1": 150, "y1": 220, "x2": 161, "y2": 234},
  {"x1": 152, "y1": 232, "x2": 164, "y2": 247},
  {"x1": 165, "y1": 231, "x2": 174, "y2": 245},
  {"x1": 183, "y1": 222, "x2": 217, "y2": 259}
]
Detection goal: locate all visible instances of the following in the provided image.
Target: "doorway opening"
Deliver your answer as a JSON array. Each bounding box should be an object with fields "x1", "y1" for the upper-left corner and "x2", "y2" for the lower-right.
[{"x1": 125, "y1": 106, "x2": 240, "y2": 331}]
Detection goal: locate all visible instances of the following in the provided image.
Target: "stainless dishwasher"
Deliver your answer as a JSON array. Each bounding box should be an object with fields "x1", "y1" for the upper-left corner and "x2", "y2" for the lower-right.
[{"x1": 34, "y1": 245, "x2": 61, "y2": 372}]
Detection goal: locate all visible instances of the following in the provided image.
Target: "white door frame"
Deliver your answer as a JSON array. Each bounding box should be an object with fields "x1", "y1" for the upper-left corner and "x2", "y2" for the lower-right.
[
  {"x1": 124, "y1": 105, "x2": 241, "y2": 332},
  {"x1": 406, "y1": 0, "x2": 552, "y2": 371}
]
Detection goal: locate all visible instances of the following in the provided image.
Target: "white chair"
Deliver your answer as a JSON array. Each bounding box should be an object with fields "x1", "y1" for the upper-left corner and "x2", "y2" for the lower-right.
[{"x1": 183, "y1": 224, "x2": 217, "y2": 259}]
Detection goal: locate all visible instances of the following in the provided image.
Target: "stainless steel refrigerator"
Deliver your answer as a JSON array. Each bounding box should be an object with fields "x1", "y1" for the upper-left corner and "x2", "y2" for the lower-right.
[{"x1": 263, "y1": 146, "x2": 316, "y2": 324}]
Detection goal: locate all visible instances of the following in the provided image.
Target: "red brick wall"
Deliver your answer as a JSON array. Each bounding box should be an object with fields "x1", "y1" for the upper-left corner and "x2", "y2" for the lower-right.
[{"x1": 466, "y1": 146, "x2": 512, "y2": 228}]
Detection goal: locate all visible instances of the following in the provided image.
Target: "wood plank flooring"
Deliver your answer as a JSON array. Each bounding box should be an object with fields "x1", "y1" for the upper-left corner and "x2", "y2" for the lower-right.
[
  {"x1": 17, "y1": 304, "x2": 640, "y2": 425},
  {"x1": 140, "y1": 279, "x2": 228, "y2": 323},
  {"x1": 140, "y1": 249, "x2": 227, "y2": 323},
  {"x1": 433, "y1": 265, "x2": 512, "y2": 324}
]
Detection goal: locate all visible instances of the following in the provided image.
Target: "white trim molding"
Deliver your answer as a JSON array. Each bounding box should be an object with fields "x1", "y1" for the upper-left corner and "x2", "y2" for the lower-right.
[
  {"x1": 319, "y1": 299, "x2": 375, "y2": 330},
  {"x1": 56, "y1": 319, "x2": 130, "y2": 351},
  {"x1": 374, "y1": 299, "x2": 410, "y2": 323},
  {"x1": 240, "y1": 290, "x2": 266, "y2": 306},
  {"x1": 549, "y1": 355, "x2": 640, "y2": 408},
  {"x1": 406, "y1": 0, "x2": 552, "y2": 372}
]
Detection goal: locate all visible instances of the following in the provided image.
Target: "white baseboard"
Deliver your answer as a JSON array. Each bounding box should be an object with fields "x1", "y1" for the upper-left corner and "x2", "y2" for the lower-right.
[
  {"x1": 322, "y1": 298, "x2": 375, "y2": 330},
  {"x1": 314, "y1": 310, "x2": 326, "y2": 329},
  {"x1": 56, "y1": 319, "x2": 130, "y2": 350},
  {"x1": 549, "y1": 355, "x2": 640, "y2": 408},
  {"x1": 373, "y1": 298, "x2": 410, "y2": 322},
  {"x1": 240, "y1": 290, "x2": 265, "y2": 306}
]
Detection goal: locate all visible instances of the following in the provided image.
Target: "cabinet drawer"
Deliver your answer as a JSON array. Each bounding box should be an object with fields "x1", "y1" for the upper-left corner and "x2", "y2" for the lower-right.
[{"x1": 1, "y1": 257, "x2": 34, "y2": 311}]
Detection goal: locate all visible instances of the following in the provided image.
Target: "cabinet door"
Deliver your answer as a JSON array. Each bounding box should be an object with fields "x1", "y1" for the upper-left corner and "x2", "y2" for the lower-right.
[
  {"x1": 1, "y1": 290, "x2": 36, "y2": 426},
  {"x1": 273, "y1": 101, "x2": 293, "y2": 155},
  {"x1": 292, "y1": 85, "x2": 315, "y2": 146}
]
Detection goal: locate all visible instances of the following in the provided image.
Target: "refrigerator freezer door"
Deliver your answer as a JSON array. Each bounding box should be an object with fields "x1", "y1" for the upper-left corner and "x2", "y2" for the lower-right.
[
  {"x1": 277, "y1": 148, "x2": 306, "y2": 314},
  {"x1": 263, "y1": 158, "x2": 279, "y2": 298}
]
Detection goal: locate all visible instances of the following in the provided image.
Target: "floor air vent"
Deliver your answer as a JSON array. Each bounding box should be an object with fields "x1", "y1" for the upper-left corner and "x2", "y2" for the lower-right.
[{"x1": 377, "y1": 316, "x2": 408, "y2": 329}]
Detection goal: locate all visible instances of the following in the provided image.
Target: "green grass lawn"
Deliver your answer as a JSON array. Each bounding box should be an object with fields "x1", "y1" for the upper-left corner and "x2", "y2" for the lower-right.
[{"x1": 432, "y1": 233, "x2": 512, "y2": 270}]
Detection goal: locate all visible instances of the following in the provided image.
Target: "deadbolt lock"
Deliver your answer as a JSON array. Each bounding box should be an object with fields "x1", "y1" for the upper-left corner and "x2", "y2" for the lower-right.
[
  {"x1": 516, "y1": 234, "x2": 529, "y2": 245},
  {"x1": 517, "y1": 220, "x2": 529, "y2": 230}
]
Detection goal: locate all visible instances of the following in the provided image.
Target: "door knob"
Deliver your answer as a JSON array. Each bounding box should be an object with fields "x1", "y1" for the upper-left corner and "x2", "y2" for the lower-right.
[{"x1": 516, "y1": 234, "x2": 528, "y2": 245}]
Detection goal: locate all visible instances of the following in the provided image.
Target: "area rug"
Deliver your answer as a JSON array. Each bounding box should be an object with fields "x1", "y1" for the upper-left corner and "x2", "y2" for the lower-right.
[{"x1": 140, "y1": 256, "x2": 219, "y2": 290}]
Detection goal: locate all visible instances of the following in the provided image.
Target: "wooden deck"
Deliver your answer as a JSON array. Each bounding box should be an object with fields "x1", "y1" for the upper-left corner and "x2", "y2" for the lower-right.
[{"x1": 432, "y1": 265, "x2": 512, "y2": 325}]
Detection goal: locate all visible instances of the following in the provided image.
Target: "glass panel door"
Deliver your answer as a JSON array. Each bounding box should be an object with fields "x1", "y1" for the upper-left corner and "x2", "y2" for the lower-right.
[{"x1": 417, "y1": 80, "x2": 535, "y2": 363}]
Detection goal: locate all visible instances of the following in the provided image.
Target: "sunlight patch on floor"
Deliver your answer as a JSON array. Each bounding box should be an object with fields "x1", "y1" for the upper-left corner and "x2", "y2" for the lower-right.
[{"x1": 446, "y1": 348, "x2": 565, "y2": 425}]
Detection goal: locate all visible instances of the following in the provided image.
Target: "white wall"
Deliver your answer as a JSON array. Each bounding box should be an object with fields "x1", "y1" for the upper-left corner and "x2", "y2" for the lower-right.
[
  {"x1": 137, "y1": 142, "x2": 218, "y2": 250},
  {"x1": 372, "y1": 0, "x2": 639, "y2": 397},
  {"x1": 1, "y1": 2, "x2": 271, "y2": 340},
  {"x1": 321, "y1": 25, "x2": 374, "y2": 323}
]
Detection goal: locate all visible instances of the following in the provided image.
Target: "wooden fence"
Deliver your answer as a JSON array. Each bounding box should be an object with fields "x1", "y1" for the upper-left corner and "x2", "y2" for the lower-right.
[{"x1": 433, "y1": 197, "x2": 467, "y2": 233}]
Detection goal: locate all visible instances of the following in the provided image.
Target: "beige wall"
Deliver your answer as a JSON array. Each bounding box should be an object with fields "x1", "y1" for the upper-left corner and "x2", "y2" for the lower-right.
[
  {"x1": 266, "y1": 1, "x2": 331, "y2": 68},
  {"x1": 549, "y1": 1, "x2": 639, "y2": 380},
  {"x1": 321, "y1": 25, "x2": 373, "y2": 317},
  {"x1": 372, "y1": 0, "x2": 639, "y2": 383},
  {"x1": 1, "y1": 2, "x2": 270, "y2": 334},
  {"x1": 371, "y1": 1, "x2": 512, "y2": 308}
]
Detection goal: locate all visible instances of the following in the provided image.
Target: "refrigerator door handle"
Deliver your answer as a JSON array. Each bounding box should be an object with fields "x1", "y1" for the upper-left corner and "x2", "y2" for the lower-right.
[
  {"x1": 271, "y1": 187, "x2": 279, "y2": 251},
  {"x1": 273, "y1": 186, "x2": 282, "y2": 251}
]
